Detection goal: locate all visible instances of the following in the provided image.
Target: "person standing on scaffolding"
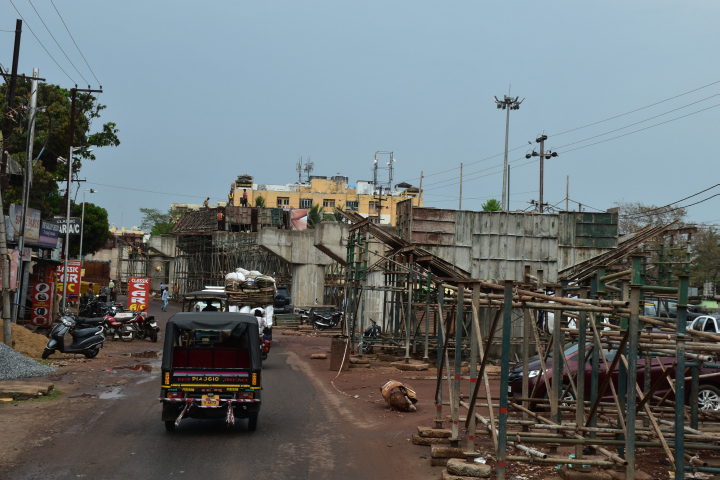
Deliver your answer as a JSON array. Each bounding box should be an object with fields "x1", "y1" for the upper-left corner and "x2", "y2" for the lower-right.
[{"x1": 203, "y1": 197, "x2": 210, "y2": 209}]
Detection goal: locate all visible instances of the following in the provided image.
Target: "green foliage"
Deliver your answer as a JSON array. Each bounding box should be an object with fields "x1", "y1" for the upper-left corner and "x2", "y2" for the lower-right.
[
  {"x1": 307, "y1": 204, "x2": 322, "y2": 229},
  {"x1": 69, "y1": 202, "x2": 112, "y2": 257},
  {"x1": 139, "y1": 208, "x2": 181, "y2": 235},
  {"x1": 482, "y1": 199, "x2": 502, "y2": 211},
  {"x1": 690, "y1": 228, "x2": 720, "y2": 286},
  {"x1": 614, "y1": 200, "x2": 687, "y2": 235},
  {"x1": 333, "y1": 206, "x2": 345, "y2": 223},
  {"x1": 255, "y1": 196, "x2": 266, "y2": 207}
]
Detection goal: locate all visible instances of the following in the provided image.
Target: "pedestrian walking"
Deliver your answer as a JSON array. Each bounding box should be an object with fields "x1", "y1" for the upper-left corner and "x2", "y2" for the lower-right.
[{"x1": 162, "y1": 287, "x2": 169, "y2": 312}]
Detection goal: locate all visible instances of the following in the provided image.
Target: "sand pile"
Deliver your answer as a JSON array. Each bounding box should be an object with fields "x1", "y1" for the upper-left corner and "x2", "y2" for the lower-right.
[{"x1": 0, "y1": 323, "x2": 49, "y2": 359}]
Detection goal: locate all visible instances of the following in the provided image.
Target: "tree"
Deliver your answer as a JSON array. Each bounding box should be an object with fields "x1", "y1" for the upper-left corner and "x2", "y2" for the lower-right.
[
  {"x1": 0, "y1": 80, "x2": 120, "y2": 220},
  {"x1": 139, "y1": 208, "x2": 181, "y2": 235},
  {"x1": 482, "y1": 199, "x2": 502, "y2": 212},
  {"x1": 67, "y1": 202, "x2": 112, "y2": 257},
  {"x1": 613, "y1": 200, "x2": 687, "y2": 235},
  {"x1": 690, "y1": 228, "x2": 720, "y2": 287},
  {"x1": 307, "y1": 204, "x2": 322, "y2": 229},
  {"x1": 255, "y1": 196, "x2": 266, "y2": 207}
]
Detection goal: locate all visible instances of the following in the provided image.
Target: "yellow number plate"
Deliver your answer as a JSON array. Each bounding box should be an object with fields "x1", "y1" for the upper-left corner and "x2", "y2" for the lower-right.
[{"x1": 201, "y1": 395, "x2": 220, "y2": 407}]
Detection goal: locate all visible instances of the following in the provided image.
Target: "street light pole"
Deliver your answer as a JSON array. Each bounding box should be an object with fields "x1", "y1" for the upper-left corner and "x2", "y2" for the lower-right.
[
  {"x1": 494, "y1": 95, "x2": 524, "y2": 211},
  {"x1": 79, "y1": 189, "x2": 97, "y2": 269}
]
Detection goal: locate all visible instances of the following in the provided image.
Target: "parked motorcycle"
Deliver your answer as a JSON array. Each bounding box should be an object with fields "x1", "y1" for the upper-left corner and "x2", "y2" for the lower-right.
[
  {"x1": 104, "y1": 309, "x2": 158, "y2": 342},
  {"x1": 80, "y1": 299, "x2": 123, "y2": 318},
  {"x1": 42, "y1": 315, "x2": 105, "y2": 359},
  {"x1": 311, "y1": 309, "x2": 344, "y2": 331},
  {"x1": 358, "y1": 318, "x2": 381, "y2": 354}
]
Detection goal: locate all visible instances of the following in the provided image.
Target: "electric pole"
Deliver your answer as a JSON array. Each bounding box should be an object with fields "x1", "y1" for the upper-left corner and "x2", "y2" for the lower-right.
[
  {"x1": 459, "y1": 163, "x2": 463, "y2": 210},
  {"x1": 494, "y1": 94, "x2": 523, "y2": 211},
  {"x1": 525, "y1": 135, "x2": 558, "y2": 213},
  {"x1": 0, "y1": 19, "x2": 22, "y2": 346},
  {"x1": 62, "y1": 86, "x2": 102, "y2": 312}
]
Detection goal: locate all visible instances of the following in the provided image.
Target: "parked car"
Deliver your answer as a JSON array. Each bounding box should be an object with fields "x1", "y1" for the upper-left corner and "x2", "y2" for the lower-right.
[
  {"x1": 646, "y1": 297, "x2": 704, "y2": 323},
  {"x1": 274, "y1": 286, "x2": 292, "y2": 314},
  {"x1": 508, "y1": 342, "x2": 720, "y2": 411},
  {"x1": 688, "y1": 315, "x2": 720, "y2": 334}
]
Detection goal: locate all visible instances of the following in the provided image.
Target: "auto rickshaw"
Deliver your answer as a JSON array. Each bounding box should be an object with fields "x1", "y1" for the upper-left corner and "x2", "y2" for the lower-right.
[
  {"x1": 182, "y1": 290, "x2": 228, "y2": 312},
  {"x1": 159, "y1": 312, "x2": 262, "y2": 431}
]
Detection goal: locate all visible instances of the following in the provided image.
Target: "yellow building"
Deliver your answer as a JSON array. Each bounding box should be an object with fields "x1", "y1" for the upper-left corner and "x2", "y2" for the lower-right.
[{"x1": 231, "y1": 174, "x2": 422, "y2": 225}]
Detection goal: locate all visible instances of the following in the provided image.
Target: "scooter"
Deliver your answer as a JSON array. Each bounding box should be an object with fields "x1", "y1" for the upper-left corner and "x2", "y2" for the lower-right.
[
  {"x1": 311, "y1": 310, "x2": 344, "y2": 330},
  {"x1": 42, "y1": 315, "x2": 105, "y2": 359}
]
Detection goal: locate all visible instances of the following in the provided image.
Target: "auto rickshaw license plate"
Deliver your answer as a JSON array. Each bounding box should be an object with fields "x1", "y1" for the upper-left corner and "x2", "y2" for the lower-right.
[{"x1": 201, "y1": 395, "x2": 220, "y2": 407}]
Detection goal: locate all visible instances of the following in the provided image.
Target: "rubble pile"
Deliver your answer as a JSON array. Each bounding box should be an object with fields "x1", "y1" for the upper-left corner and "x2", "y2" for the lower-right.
[
  {"x1": 0, "y1": 342, "x2": 54, "y2": 380},
  {"x1": 0, "y1": 323, "x2": 50, "y2": 359}
]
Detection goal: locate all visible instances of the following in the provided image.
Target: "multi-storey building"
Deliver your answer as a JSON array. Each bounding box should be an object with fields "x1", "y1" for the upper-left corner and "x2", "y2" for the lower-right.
[{"x1": 230, "y1": 174, "x2": 422, "y2": 225}]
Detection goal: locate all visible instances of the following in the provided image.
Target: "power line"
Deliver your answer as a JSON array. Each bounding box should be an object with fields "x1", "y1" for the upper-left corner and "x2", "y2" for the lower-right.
[
  {"x1": 28, "y1": 0, "x2": 89, "y2": 85},
  {"x1": 8, "y1": 0, "x2": 75, "y2": 84},
  {"x1": 86, "y1": 181, "x2": 219, "y2": 201},
  {"x1": 50, "y1": 0, "x2": 101, "y2": 86},
  {"x1": 551, "y1": 79, "x2": 720, "y2": 137},
  {"x1": 621, "y1": 194, "x2": 720, "y2": 218},
  {"x1": 621, "y1": 185, "x2": 720, "y2": 218}
]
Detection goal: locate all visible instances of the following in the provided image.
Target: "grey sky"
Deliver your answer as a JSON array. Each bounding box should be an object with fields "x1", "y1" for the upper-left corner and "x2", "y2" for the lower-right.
[{"x1": 3, "y1": 1, "x2": 719, "y2": 228}]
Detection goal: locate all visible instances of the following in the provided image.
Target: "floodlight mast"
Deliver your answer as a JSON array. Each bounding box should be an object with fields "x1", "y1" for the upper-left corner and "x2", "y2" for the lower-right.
[{"x1": 494, "y1": 95, "x2": 524, "y2": 211}]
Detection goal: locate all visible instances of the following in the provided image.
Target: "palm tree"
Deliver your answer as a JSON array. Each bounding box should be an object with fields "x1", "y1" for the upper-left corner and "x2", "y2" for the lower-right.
[
  {"x1": 307, "y1": 204, "x2": 322, "y2": 229},
  {"x1": 482, "y1": 199, "x2": 502, "y2": 212},
  {"x1": 255, "y1": 195, "x2": 266, "y2": 207}
]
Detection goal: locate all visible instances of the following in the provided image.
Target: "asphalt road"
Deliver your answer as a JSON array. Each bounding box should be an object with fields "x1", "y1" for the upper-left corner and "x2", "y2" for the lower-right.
[{"x1": 7, "y1": 301, "x2": 387, "y2": 480}]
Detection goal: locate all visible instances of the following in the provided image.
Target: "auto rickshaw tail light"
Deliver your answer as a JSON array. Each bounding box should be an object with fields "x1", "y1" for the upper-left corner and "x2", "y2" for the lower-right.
[
  {"x1": 252, "y1": 373, "x2": 257, "y2": 386},
  {"x1": 167, "y1": 392, "x2": 183, "y2": 399}
]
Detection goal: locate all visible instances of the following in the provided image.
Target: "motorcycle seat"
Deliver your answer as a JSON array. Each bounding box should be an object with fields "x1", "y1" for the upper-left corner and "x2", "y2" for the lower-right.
[
  {"x1": 80, "y1": 317, "x2": 106, "y2": 326},
  {"x1": 74, "y1": 326, "x2": 103, "y2": 339}
]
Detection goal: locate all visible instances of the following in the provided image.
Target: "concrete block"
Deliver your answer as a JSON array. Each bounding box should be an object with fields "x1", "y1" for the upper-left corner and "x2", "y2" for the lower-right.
[
  {"x1": 418, "y1": 426, "x2": 452, "y2": 438},
  {"x1": 412, "y1": 434, "x2": 452, "y2": 446},
  {"x1": 310, "y1": 354, "x2": 327, "y2": 359},
  {"x1": 447, "y1": 458, "x2": 492, "y2": 478},
  {"x1": 391, "y1": 361, "x2": 430, "y2": 371},
  {"x1": 431, "y1": 446, "x2": 467, "y2": 459},
  {"x1": 558, "y1": 467, "x2": 612, "y2": 480},
  {"x1": 442, "y1": 469, "x2": 487, "y2": 480},
  {"x1": 431, "y1": 458, "x2": 449, "y2": 467}
]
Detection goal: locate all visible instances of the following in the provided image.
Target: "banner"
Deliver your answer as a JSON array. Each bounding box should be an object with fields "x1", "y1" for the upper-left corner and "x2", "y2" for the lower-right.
[
  {"x1": 30, "y1": 282, "x2": 53, "y2": 327},
  {"x1": 39, "y1": 221, "x2": 60, "y2": 248},
  {"x1": 128, "y1": 277, "x2": 151, "y2": 312},
  {"x1": 56, "y1": 260, "x2": 82, "y2": 297},
  {"x1": 9, "y1": 204, "x2": 41, "y2": 244}
]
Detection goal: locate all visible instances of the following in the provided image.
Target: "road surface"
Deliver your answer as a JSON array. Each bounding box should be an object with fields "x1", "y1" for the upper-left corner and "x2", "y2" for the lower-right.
[{"x1": 6, "y1": 301, "x2": 399, "y2": 480}]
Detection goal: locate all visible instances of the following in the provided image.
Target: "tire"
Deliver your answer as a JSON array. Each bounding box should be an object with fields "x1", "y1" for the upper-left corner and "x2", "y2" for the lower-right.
[
  {"x1": 312, "y1": 321, "x2": 323, "y2": 331},
  {"x1": 247, "y1": 413, "x2": 258, "y2": 432},
  {"x1": 120, "y1": 331, "x2": 135, "y2": 342},
  {"x1": 698, "y1": 385, "x2": 720, "y2": 411},
  {"x1": 164, "y1": 421, "x2": 176, "y2": 432},
  {"x1": 42, "y1": 348, "x2": 54, "y2": 359},
  {"x1": 84, "y1": 347, "x2": 100, "y2": 359},
  {"x1": 150, "y1": 331, "x2": 158, "y2": 343}
]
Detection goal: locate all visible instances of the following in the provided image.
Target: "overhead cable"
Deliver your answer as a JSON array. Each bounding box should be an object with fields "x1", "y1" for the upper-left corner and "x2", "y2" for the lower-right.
[{"x1": 50, "y1": 0, "x2": 101, "y2": 85}]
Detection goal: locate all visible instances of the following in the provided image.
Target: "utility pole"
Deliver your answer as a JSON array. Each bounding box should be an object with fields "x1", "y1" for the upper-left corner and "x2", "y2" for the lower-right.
[
  {"x1": 458, "y1": 163, "x2": 463, "y2": 210},
  {"x1": 1, "y1": 20, "x2": 22, "y2": 346},
  {"x1": 62, "y1": 86, "x2": 102, "y2": 312},
  {"x1": 418, "y1": 171, "x2": 423, "y2": 206},
  {"x1": 1, "y1": 19, "x2": 22, "y2": 189},
  {"x1": 525, "y1": 135, "x2": 557, "y2": 213},
  {"x1": 566, "y1": 176, "x2": 569, "y2": 212},
  {"x1": 12, "y1": 68, "x2": 39, "y2": 324},
  {"x1": 494, "y1": 95, "x2": 524, "y2": 211}
]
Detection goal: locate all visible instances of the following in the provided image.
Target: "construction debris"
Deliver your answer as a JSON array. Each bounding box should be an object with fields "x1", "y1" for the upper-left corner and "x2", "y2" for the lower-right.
[
  {"x1": 446, "y1": 458, "x2": 492, "y2": 478},
  {"x1": 310, "y1": 353, "x2": 327, "y2": 359},
  {"x1": 380, "y1": 380, "x2": 418, "y2": 412},
  {"x1": 0, "y1": 380, "x2": 55, "y2": 399}
]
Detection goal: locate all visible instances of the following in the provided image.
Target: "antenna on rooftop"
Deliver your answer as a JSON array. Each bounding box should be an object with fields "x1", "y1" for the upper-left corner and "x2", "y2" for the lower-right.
[
  {"x1": 296, "y1": 156, "x2": 303, "y2": 184},
  {"x1": 303, "y1": 160, "x2": 314, "y2": 182}
]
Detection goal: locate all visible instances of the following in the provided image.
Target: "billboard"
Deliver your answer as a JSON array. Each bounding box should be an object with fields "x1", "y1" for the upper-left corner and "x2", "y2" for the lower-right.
[
  {"x1": 52, "y1": 216, "x2": 82, "y2": 235},
  {"x1": 39, "y1": 220, "x2": 60, "y2": 248},
  {"x1": 56, "y1": 260, "x2": 82, "y2": 297},
  {"x1": 30, "y1": 282, "x2": 53, "y2": 327},
  {"x1": 9, "y1": 204, "x2": 41, "y2": 244},
  {"x1": 128, "y1": 277, "x2": 151, "y2": 312}
]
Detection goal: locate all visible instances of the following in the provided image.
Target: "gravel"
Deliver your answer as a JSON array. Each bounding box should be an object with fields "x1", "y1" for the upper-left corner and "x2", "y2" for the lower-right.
[{"x1": 0, "y1": 342, "x2": 55, "y2": 380}]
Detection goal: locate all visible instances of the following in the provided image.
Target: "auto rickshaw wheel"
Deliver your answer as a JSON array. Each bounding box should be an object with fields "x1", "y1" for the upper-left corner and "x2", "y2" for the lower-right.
[
  {"x1": 164, "y1": 421, "x2": 176, "y2": 432},
  {"x1": 248, "y1": 413, "x2": 258, "y2": 431}
]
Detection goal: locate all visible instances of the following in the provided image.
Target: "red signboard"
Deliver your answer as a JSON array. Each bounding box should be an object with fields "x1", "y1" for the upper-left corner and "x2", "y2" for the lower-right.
[
  {"x1": 30, "y1": 282, "x2": 53, "y2": 327},
  {"x1": 56, "y1": 260, "x2": 82, "y2": 297},
  {"x1": 128, "y1": 277, "x2": 151, "y2": 312}
]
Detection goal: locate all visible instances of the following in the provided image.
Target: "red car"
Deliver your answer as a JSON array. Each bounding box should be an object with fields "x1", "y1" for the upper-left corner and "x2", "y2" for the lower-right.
[{"x1": 508, "y1": 342, "x2": 720, "y2": 411}]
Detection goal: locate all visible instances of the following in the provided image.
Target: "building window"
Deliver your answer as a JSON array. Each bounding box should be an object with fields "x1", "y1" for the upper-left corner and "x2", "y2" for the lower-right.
[
  {"x1": 369, "y1": 201, "x2": 377, "y2": 211},
  {"x1": 277, "y1": 197, "x2": 289, "y2": 207},
  {"x1": 323, "y1": 199, "x2": 335, "y2": 208},
  {"x1": 300, "y1": 198, "x2": 313, "y2": 209},
  {"x1": 371, "y1": 217, "x2": 380, "y2": 224},
  {"x1": 345, "y1": 201, "x2": 359, "y2": 211}
]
